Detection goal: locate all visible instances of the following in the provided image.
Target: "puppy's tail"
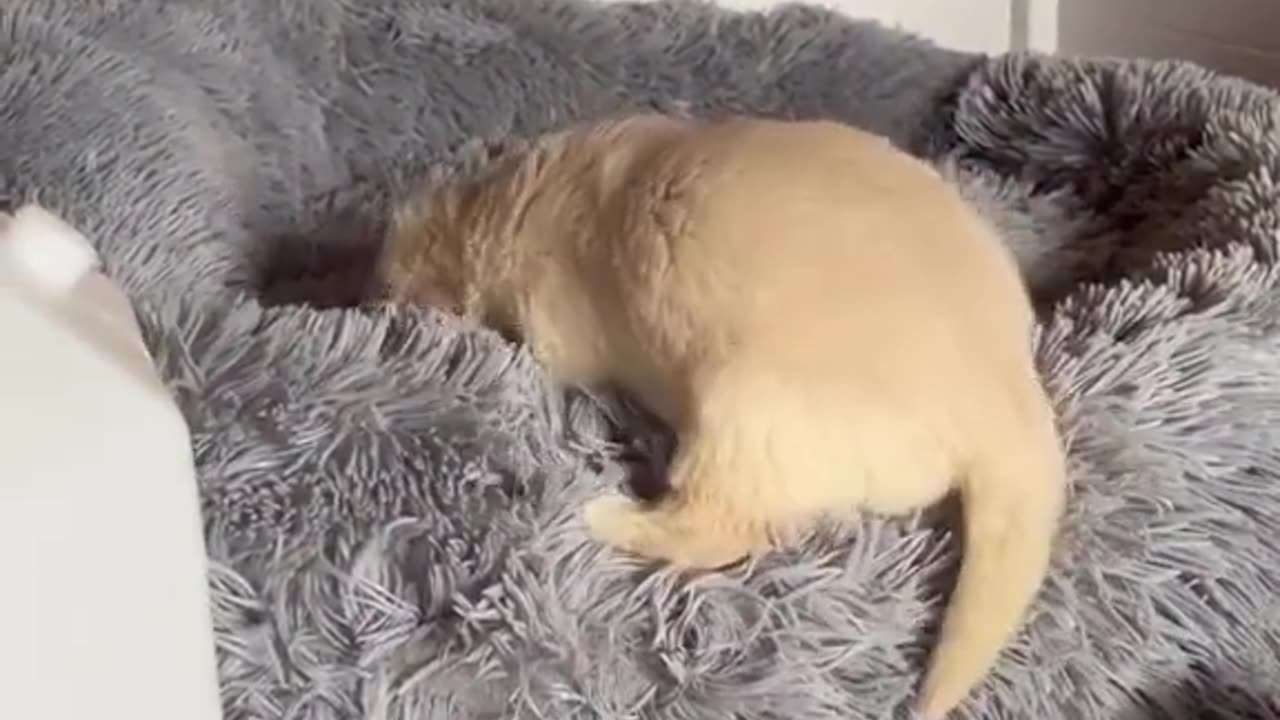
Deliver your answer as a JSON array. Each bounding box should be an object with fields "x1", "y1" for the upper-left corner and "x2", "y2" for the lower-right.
[{"x1": 917, "y1": 401, "x2": 1067, "y2": 720}]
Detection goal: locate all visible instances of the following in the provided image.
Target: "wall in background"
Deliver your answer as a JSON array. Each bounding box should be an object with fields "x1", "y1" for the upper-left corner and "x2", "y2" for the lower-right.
[
  {"x1": 696, "y1": 0, "x2": 1012, "y2": 53},
  {"x1": 1060, "y1": 0, "x2": 1280, "y2": 87},
  {"x1": 599, "y1": 0, "x2": 1053, "y2": 55}
]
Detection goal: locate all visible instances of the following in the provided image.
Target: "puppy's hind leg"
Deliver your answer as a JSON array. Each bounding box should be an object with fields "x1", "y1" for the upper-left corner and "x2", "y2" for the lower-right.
[{"x1": 583, "y1": 425, "x2": 775, "y2": 570}]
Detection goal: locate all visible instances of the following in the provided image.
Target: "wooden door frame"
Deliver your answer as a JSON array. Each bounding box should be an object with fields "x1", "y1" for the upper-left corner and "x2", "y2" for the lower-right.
[{"x1": 1013, "y1": 0, "x2": 1060, "y2": 52}]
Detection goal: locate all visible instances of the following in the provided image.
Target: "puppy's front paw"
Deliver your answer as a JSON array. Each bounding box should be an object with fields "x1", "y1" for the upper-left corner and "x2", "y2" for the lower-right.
[{"x1": 582, "y1": 493, "x2": 644, "y2": 550}]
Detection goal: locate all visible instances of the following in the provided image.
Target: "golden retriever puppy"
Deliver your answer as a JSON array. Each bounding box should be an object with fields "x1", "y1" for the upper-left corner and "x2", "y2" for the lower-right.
[{"x1": 381, "y1": 113, "x2": 1067, "y2": 719}]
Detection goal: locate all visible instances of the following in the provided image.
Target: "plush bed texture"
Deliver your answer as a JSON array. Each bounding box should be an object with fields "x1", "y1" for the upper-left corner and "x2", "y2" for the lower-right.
[{"x1": 3, "y1": 0, "x2": 1279, "y2": 717}]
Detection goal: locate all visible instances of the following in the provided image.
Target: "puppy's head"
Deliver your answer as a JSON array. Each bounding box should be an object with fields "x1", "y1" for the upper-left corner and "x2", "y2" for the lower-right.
[{"x1": 380, "y1": 182, "x2": 481, "y2": 317}]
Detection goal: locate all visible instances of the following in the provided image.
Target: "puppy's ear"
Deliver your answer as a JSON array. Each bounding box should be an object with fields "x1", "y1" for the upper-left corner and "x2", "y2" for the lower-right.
[
  {"x1": 375, "y1": 240, "x2": 411, "y2": 303},
  {"x1": 381, "y1": 189, "x2": 420, "y2": 284},
  {"x1": 376, "y1": 219, "x2": 412, "y2": 301},
  {"x1": 459, "y1": 283, "x2": 484, "y2": 323},
  {"x1": 439, "y1": 177, "x2": 482, "y2": 225}
]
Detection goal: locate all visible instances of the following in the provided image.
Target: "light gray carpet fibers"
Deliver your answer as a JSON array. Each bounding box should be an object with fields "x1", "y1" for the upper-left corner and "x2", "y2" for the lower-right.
[{"x1": 1, "y1": 1, "x2": 1278, "y2": 718}]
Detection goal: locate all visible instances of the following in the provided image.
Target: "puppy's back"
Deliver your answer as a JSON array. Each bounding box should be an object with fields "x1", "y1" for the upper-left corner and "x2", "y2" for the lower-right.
[{"x1": 603, "y1": 116, "x2": 1031, "y2": 391}]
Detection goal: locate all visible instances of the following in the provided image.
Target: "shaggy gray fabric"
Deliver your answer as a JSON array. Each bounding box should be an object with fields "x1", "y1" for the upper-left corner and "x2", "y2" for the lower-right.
[{"x1": 3, "y1": 0, "x2": 1279, "y2": 717}]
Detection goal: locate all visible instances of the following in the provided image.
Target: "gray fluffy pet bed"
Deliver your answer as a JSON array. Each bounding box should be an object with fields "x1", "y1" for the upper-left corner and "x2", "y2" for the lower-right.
[{"x1": 5, "y1": 0, "x2": 1279, "y2": 717}]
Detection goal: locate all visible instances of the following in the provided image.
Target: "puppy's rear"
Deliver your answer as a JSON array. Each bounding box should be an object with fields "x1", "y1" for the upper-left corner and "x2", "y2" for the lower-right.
[{"x1": 574, "y1": 118, "x2": 1067, "y2": 719}]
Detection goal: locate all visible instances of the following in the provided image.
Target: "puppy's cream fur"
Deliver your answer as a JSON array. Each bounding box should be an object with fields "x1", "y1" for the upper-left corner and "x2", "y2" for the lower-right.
[{"x1": 382, "y1": 114, "x2": 1067, "y2": 719}]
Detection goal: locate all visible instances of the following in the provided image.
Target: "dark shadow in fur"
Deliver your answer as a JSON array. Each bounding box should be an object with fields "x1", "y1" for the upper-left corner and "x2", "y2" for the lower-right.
[
  {"x1": 255, "y1": 178, "x2": 394, "y2": 310},
  {"x1": 909, "y1": 493, "x2": 966, "y2": 663},
  {"x1": 1117, "y1": 667, "x2": 1280, "y2": 720},
  {"x1": 600, "y1": 391, "x2": 677, "y2": 502}
]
